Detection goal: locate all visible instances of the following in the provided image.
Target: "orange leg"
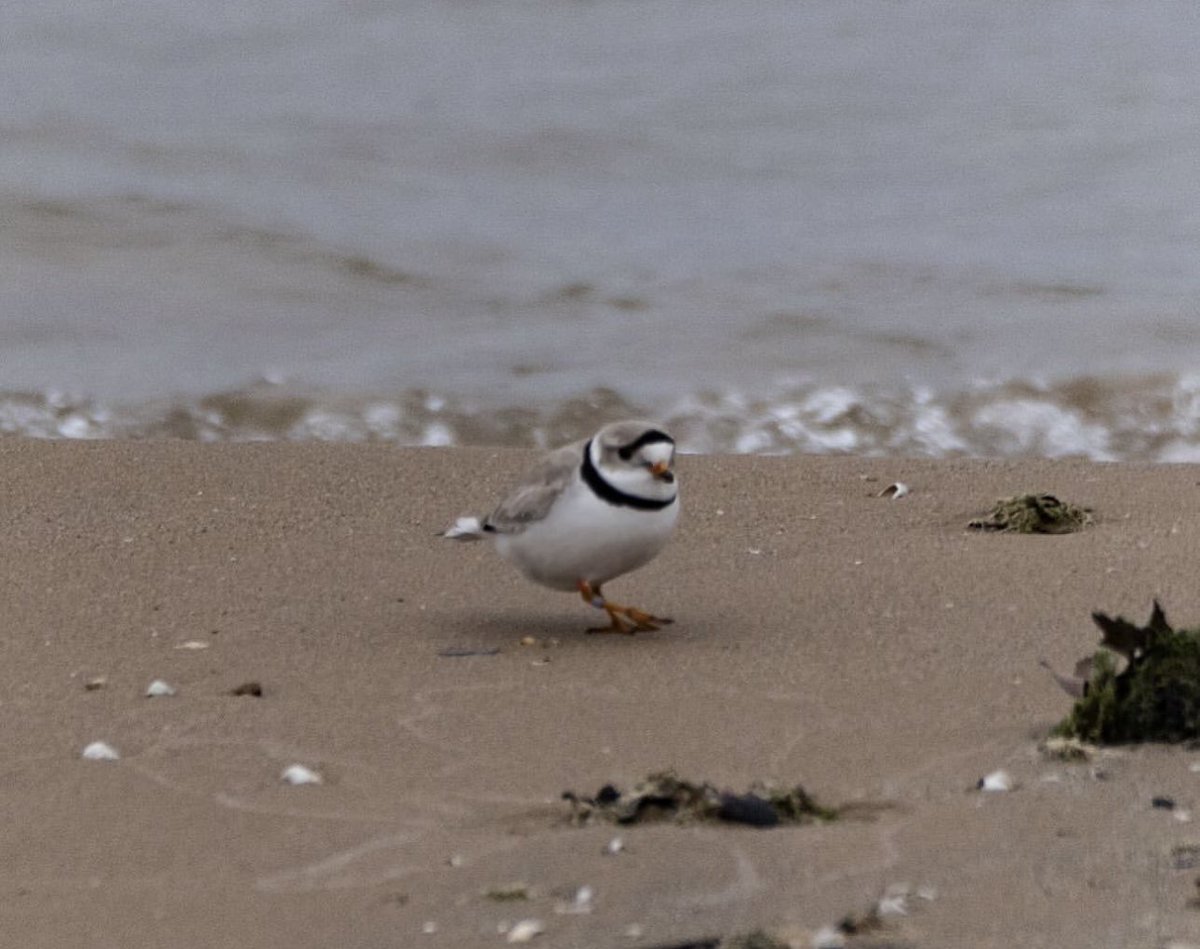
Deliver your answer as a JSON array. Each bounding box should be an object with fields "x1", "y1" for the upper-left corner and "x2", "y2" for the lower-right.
[{"x1": 576, "y1": 581, "x2": 673, "y2": 635}]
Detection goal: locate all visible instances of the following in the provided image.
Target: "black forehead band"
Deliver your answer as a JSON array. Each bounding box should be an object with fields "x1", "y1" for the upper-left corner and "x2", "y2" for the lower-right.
[{"x1": 616, "y1": 429, "x2": 674, "y2": 459}]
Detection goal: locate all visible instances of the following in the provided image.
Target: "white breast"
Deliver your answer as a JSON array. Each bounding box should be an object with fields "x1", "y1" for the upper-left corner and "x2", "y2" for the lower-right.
[{"x1": 494, "y1": 477, "x2": 679, "y2": 591}]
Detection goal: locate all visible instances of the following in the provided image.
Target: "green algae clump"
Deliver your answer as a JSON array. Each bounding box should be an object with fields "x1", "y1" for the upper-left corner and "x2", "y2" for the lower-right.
[
  {"x1": 1054, "y1": 602, "x2": 1200, "y2": 744},
  {"x1": 969, "y1": 493, "x2": 1092, "y2": 534}
]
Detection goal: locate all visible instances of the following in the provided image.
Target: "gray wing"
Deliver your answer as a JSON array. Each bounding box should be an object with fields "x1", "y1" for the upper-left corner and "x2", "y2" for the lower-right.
[{"x1": 483, "y1": 441, "x2": 583, "y2": 534}]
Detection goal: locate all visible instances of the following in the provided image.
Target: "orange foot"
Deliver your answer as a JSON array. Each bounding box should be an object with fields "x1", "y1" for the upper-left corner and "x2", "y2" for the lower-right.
[{"x1": 576, "y1": 580, "x2": 674, "y2": 635}]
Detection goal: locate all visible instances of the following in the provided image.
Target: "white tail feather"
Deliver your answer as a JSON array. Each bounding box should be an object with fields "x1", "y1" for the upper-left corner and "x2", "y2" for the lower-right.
[{"x1": 441, "y1": 516, "x2": 486, "y2": 541}]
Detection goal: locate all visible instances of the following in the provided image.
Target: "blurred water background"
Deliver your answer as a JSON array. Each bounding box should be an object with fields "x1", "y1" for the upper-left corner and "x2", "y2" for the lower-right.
[{"x1": 6, "y1": 1, "x2": 1200, "y2": 458}]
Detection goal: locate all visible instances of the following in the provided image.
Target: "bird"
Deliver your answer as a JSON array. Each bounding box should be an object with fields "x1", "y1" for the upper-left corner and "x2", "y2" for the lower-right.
[{"x1": 441, "y1": 420, "x2": 680, "y2": 634}]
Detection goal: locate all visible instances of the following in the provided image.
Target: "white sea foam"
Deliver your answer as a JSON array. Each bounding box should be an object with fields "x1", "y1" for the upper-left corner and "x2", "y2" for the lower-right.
[{"x1": 1, "y1": 375, "x2": 1195, "y2": 462}]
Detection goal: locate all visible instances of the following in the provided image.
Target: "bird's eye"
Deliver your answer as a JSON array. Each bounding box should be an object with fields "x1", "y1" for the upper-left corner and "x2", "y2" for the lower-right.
[{"x1": 618, "y1": 447, "x2": 633, "y2": 461}]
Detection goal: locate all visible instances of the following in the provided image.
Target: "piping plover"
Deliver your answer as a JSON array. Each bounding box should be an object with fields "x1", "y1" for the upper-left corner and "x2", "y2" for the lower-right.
[{"x1": 441, "y1": 420, "x2": 680, "y2": 634}]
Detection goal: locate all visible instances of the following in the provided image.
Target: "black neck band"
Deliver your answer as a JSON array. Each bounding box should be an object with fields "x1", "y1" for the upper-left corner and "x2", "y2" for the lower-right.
[{"x1": 581, "y1": 440, "x2": 676, "y2": 511}]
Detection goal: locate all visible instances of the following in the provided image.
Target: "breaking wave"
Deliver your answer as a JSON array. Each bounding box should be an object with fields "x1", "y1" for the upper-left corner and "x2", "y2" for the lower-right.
[{"x1": 4, "y1": 374, "x2": 1200, "y2": 463}]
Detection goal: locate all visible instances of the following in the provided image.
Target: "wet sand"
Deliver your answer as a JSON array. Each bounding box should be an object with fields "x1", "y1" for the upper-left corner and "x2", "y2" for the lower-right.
[{"x1": 2, "y1": 439, "x2": 1199, "y2": 948}]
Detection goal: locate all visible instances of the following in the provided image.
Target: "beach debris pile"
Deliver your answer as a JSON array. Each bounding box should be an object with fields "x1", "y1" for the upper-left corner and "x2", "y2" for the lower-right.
[
  {"x1": 1048, "y1": 601, "x2": 1200, "y2": 743},
  {"x1": 562, "y1": 770, "x2": 837, "y2": 827},
  {"x1": 968, "y1": 493, "x2": 1092, "y2": 534},
  {"x1": 638, "y1": 933, "x2": 788, "y2": 949}
]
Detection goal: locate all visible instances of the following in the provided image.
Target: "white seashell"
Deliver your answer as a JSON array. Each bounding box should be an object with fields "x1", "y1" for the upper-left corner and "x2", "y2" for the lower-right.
[
  {"x1": 174, "y1": 640, "x2": 209, "y2": 651},
  {"x1": 811, "y1": 925, "x2": 846, "y2": 949},
  {"x1": 506, "y1": 919, "x2": 544, "y2": 943},
  {"x1": 979, "y1": 769, "x2": 1013, "y2": 792},
  {"x1": 878, "y1": 482, "x2": 910, "y2": 499},
  {"x1": 878, "y1": 892, "x2": 902, "y2": 916},
  {"x1": 82, "y1": 741, "x2": 120, "y2": 761},
  {"x1": 281, "y1": 764, "x2": 322, "y2": 786},
  {"x1": 421, "y1": 921, "x2": 438, "y2": 935},
  {"x1": 604, "y1": 836, "x2": 624, "y2": 855},
  {"x1": 145, "y1": 679, "x2": 177, "y2": 697},
  {"x1": 877, "y1": 883, "x2": 909, "y2": 917},
  {"x1": 555, "y1": 885, "x2": 593, "y2": 915}
]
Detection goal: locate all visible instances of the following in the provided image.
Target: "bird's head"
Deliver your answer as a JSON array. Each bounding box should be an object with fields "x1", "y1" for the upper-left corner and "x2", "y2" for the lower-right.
[{"x1": 591, "y1": 420, "x2": 679, "y2": 500}]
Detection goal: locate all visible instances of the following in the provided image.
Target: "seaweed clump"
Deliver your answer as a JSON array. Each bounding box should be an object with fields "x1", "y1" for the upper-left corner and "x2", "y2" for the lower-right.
[
  {"x1": 562, "y1": 770, "x2": 837, "y2": 828},
  {"x1": 1052, "y1": 602, "x2": 1200, "y2": 743},
  {"x1": 969, "y1": 493, "x2": 1092, "y2": 534}
]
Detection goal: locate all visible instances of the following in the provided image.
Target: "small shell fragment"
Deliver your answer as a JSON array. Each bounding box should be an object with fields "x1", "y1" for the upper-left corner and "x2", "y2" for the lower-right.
[
  {"x1": 506, "y1": 919, "x2": 545, "y2": 943},
  {"x1": 978, "y1": 769, "x2": 1013, "y2": 792},
  {"x1": 421, "y1": 921, "x2": 438, "y2": 935},
  {"x1": 812, "y1": 926, "x2": 846, "y2": 949},
  {"x1": 281, "y1": 764, "x2": 322, "y2": 786},
  {"x1": 82, "y1": 741, "x2": 120, "y2": 761},
  {"x1": 604, "y1": 836, "x2": 624, "y2": 855},
  {"x1": 519, "y1": 636, "x2": 537, "y2": 647},
  {"x1": 84, "y1": 676, "x2": 108, "y2": 691},
  {"x1": 145, "y1": 679, "x2": 177, "y2": 698},
  {"x1": 878, "y1": 482, "x2": 910, "y2": 499},
  {"x1": 555, "y1": 885, "x2": 593, "y2": 915},
  {"x1": 876, "y1": 883, "x2": 909, "y2": 917},
  {"x1": 174, "y1": 640, "x2": 209, "y2": 651}
]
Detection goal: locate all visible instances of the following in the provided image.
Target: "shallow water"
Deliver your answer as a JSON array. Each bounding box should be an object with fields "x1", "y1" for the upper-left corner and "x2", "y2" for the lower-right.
[{"x1": 5, "y1": 1, "x2": 1200, "y2": 458}]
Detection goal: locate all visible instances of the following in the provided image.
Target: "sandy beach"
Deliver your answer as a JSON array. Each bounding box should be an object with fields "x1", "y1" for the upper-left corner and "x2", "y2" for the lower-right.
[{"x1": 3, "y1": 438, "x2": 1199, "y2": 948}]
